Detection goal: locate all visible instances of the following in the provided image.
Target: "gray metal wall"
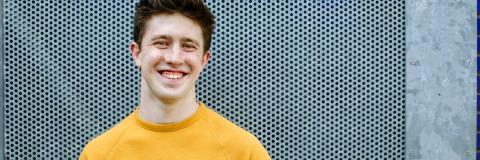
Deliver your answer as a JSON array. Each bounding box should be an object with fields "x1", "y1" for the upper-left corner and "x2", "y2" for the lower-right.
[
  {"x1": 406, "y1": 0, "x2": 476, "y2": 159},
  {"x1": 3, "y1": 0, "x2": 409, "y2": 159}
]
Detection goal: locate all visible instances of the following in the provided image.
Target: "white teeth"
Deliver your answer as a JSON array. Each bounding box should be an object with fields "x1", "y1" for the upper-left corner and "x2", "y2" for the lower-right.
[{"x1": 161, "y1": 72, "x2": 183, "y2": 79}]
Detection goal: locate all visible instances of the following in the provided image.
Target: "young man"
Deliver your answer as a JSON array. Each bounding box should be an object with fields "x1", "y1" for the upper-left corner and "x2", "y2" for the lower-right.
[{"x1": 79, "y1": 0, "x2": 271, "y2": 159}]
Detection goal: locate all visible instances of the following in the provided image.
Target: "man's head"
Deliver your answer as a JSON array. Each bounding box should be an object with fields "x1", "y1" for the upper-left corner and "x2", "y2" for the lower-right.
[
  {"x1": 130, "y1": 0, "x2": 215, "y2": 103},
  {"x1": 133, "y1": 0, "x2": 215, "y2": 52}
]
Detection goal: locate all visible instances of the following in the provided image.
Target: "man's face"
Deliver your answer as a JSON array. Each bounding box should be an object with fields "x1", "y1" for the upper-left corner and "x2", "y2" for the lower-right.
[{"x1": 131, "y1": 13, "x2": 210, "y2": 102}]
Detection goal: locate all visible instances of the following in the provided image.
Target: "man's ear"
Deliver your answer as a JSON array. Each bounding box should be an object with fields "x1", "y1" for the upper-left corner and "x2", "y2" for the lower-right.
[
  {"x1": 130, "y1": 42, "x2": 142, "y2": 67},
  {"x1": 202, "y1": 51, "x2": 211, "y2": 68}
]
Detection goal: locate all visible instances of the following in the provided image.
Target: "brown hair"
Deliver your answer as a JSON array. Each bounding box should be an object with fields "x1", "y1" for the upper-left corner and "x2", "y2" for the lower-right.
[{"x1": 133, "y1": 0, "x2": 215, "y2": 51}]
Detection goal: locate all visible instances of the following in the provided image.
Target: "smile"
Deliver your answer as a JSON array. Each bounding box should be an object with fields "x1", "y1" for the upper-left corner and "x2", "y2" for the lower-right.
[{"x1": 160, "y1": 71, "x2": 185, "y2": 79}]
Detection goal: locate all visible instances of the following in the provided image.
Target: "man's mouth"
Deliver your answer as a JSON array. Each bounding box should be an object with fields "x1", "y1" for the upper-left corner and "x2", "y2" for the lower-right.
[{"x1": 159, "y1": 71, "x2": 185, "y2": 79}]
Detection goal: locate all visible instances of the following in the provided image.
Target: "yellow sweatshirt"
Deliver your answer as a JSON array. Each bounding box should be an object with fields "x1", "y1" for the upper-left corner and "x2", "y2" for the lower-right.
[{"x1": 79, "y1": 103, "x2": 271, "y2": 160}]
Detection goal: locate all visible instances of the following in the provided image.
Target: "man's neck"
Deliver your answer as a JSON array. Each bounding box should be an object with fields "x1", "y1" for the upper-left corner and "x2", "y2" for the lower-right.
[{"x1": 138, "y1": 93, "x2": 199, "y2": 124}]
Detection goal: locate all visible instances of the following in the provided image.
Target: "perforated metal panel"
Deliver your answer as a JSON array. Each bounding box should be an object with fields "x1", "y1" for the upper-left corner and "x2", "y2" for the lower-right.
[{"x1": 4, "y1": 1, "x2": 405, "y2": 159}]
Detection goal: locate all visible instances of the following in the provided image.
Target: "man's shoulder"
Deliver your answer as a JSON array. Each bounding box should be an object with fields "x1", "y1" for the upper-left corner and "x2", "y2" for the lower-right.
[
  {"x1": 202, "y1": 106, "x2": 255, "y2": 139},
  {"x1": 79, "y1": 114, "x2": 134, "y2": 159},
  {"x1": 202, "y1": 106, "x2": 270, "y2": 159}
]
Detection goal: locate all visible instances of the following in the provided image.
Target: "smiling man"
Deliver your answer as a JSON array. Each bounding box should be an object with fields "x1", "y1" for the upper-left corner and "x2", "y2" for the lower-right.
[{"x1": 79, "y1": 0, "x2": 270, "y2": 160}]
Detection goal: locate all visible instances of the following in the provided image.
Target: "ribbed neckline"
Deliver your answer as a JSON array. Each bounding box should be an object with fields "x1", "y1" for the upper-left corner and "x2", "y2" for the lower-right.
[{"x1": 133, "y1": 103, "x2": 206, "y2": 132}]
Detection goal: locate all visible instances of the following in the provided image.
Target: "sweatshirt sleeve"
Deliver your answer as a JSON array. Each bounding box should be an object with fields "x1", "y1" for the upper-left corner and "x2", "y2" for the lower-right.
[
  {"x1": 249, "y1": 138, "x2": 271, "y2": 160},
  {"x1": 78, "y1": 149, "x2": 88, "y2": 160}
]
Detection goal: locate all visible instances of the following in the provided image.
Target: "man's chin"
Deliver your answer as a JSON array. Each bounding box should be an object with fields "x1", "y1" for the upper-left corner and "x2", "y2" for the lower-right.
[{"x1": 153, "y1": 91, "x2": 188, "y2": 103}]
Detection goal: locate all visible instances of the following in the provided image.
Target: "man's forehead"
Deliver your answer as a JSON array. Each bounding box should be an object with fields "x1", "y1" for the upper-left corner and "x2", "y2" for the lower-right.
[{"x1": 143, "y1": 14, "x2": 204, "y2": 43}]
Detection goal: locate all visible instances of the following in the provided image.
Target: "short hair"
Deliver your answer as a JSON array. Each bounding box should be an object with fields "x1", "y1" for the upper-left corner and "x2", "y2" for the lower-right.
[{"x1": 133, "y1": 0, "x2": 215, "y2": 52}]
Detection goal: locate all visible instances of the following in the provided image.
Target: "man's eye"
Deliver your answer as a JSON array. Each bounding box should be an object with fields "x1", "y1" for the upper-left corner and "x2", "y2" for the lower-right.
[
  {"x1": 183, "y1": 44, "x2": 197, "y2": 51},
  {"x1": 154, "y1": 42, "x2": 169, "y2": 48},
  {"x1": 183, "y1": 44, "x2": 194, "y2": 48}
]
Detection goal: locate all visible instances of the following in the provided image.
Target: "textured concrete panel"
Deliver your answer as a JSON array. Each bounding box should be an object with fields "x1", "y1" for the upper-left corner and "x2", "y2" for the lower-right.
[{"x1": 406, "y1": 0, "x2": 476, "y2": 159}]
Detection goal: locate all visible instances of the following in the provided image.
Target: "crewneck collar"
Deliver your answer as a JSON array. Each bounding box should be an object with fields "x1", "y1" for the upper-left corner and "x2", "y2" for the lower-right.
[{"x1": 133, "y1": 102, "x2": 206, "y2": 132}]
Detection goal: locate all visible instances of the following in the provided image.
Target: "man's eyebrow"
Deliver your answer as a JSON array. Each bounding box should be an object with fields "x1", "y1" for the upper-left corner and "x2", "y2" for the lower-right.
[
  {"x1": 149, "y1": 35, "x2": 200, "y2": 46},
  {"x1": 150, "y1": 35, "x2": 171, "y2": 41}
]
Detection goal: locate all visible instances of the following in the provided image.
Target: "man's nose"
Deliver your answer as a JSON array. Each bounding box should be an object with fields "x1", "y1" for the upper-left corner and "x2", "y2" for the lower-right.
[{"x1": 164, "y1": 44, "x2": 182, "y2": 65}]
